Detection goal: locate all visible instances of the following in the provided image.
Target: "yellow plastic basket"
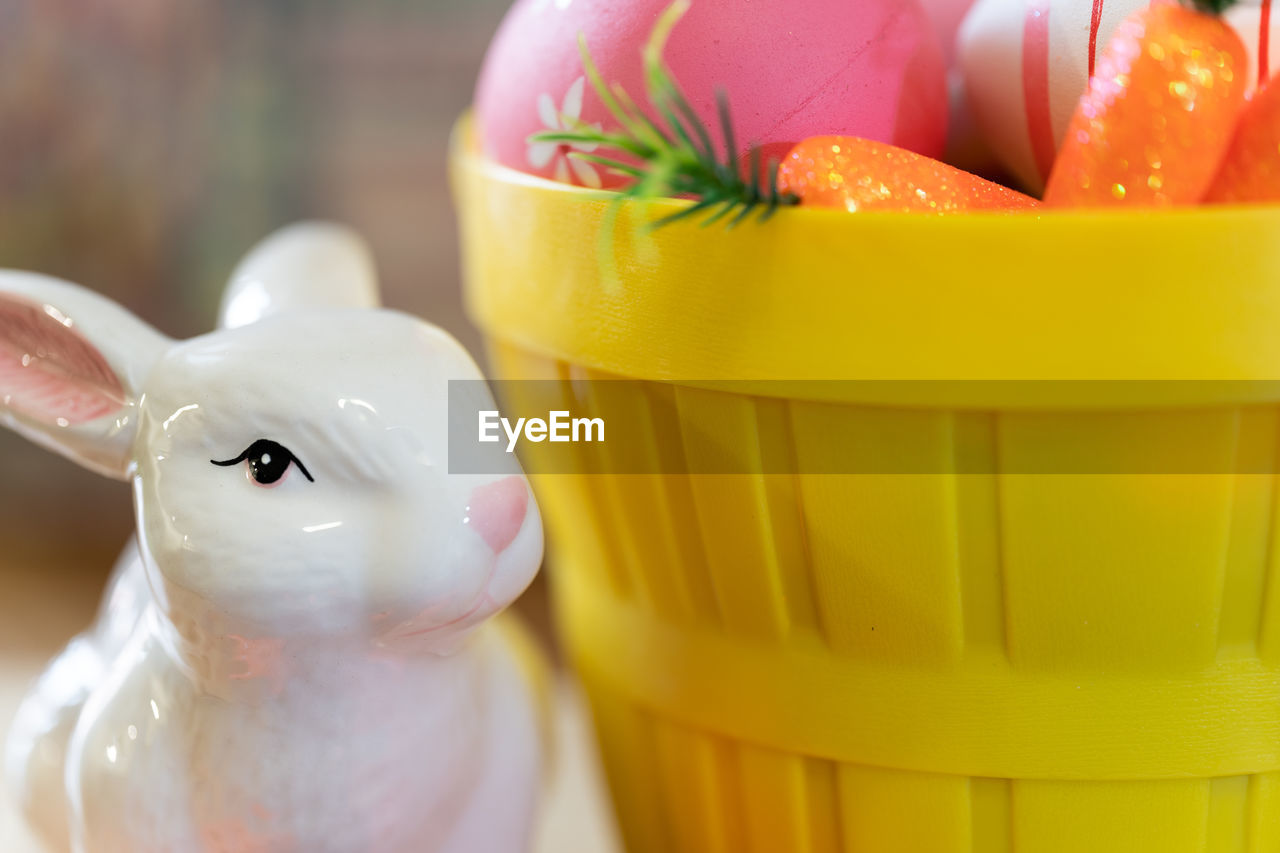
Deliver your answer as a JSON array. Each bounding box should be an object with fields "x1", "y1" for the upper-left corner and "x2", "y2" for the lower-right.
[{"x1": 453, "y1": 122, "x2": 1280, "y2": 852}]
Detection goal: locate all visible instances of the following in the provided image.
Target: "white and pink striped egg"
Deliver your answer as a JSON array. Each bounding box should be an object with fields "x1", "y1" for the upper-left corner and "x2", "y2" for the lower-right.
[{"x1": 958, "y1": 0, "x2": 1278, "y2": 193}]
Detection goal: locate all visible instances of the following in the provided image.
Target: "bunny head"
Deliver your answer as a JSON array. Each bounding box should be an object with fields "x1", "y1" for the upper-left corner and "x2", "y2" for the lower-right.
[{"x1": 0, "y1": 224, "x2": 541, "y2": 651}]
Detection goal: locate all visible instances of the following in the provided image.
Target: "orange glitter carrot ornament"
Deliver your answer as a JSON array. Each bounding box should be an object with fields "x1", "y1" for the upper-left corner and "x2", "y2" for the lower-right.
[
  {"x1": 1044, "y1": 0, "x2": 1248, "y2": 207},
  {"x1": 1204, "y1": 75, "x2": 1280, "y2": 202},
  {"x1": 777, "y1": 136, "x2": 1040, "y2": 213}
]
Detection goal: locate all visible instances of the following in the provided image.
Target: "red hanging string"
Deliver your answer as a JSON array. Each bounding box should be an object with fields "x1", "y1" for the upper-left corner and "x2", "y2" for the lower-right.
[
  {"x1": 1261, "y1": 0, "x2": 1273, "y2": 88},
  {"x1": 1088, "y1": 0, "x2": 1107, "y2": 78}
]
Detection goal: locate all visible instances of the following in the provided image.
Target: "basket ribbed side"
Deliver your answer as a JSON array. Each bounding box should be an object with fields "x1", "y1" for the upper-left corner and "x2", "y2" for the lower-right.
[
  {"x1": 582, "y1": 676, "x2": 1280, "y2": 853},
  {"x1": 492, "y1": 342, "x2": 1280, "y2": 671},
  {"x1": 487, "y1": 341, "x2": 1280, "y2": 851}
]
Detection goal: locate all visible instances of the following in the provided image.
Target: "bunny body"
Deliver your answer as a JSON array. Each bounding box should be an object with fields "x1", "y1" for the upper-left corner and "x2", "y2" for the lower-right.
[
  {"x1": 63, "y1": 579, "x2": 539, "y2": 853},
  {"x1": 2, "y1": 225, "x2": 545, "y2": 852}
]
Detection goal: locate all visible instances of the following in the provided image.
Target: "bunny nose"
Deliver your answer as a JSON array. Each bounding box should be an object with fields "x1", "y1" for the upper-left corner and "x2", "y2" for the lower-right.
[{"x1": 466, "y1": 476, "x2": 529, "y2": 553}]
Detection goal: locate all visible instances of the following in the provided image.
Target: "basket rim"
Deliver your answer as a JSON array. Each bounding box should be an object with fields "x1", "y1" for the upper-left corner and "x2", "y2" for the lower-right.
[{"x1": 453, "y1": 115, "x2": 1280, "y2": 406}]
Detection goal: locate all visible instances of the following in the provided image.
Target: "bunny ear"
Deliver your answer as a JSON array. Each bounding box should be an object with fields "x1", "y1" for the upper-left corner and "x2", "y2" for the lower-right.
[
  {"x1": 0, "y1": 272, "x2": 170, "y2": 479},
  {"x1": 219, "y1": 222, "x2": 380, "y2": 329},
  {"x1": 0, "y1": 299, "x2": 125, "y2": 424}
]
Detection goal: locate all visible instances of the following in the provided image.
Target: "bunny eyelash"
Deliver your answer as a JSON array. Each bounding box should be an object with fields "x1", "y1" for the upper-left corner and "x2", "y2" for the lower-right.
[
  {"x1": 211, "y1": 439, "x2": 315, "y2": 483},
  {"x1": 177, "y1": 404, "x2": 420, "y2": 486}
]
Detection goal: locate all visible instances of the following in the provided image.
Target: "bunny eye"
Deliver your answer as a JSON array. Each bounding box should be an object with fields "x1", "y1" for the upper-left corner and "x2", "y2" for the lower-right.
[{"x1": 211, "y1": 439, "x2": 314, "y2": 485}]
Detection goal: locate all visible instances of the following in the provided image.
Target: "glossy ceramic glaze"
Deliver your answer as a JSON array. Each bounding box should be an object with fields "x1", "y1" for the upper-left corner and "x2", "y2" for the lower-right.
[{"x1": 0, "y1": 223, "x2": 545, "y2": 853}]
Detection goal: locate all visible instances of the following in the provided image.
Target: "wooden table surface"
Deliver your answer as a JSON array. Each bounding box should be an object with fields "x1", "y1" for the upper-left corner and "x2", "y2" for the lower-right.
[{"x1": 0, "y1": 558, "x2": 622, "y2": 853}]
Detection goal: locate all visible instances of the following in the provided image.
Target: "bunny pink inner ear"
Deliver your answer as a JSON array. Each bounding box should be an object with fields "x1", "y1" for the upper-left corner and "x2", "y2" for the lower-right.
[
  {"x1": 0, "y1": 297, "x2": 126, "y2": 425},
  {"x1": 467, "y1": 476, "x2": 529, "y2": 554}
]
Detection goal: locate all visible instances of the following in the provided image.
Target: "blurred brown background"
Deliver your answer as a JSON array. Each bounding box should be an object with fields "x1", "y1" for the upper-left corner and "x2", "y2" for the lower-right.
[{"x1": 0, "y1": 0, "x2": 564, "y2": 646}]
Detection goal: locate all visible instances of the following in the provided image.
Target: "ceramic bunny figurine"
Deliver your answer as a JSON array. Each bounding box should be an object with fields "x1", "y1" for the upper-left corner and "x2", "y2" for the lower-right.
[{"x1": 0, "y1": 224, "x2": 546, "y2": 853}]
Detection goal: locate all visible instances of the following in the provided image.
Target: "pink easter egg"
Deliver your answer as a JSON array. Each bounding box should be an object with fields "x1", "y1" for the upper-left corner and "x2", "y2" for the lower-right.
[{"x1": 474, "y1": 0, "x2": 948, "y2": 189}]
